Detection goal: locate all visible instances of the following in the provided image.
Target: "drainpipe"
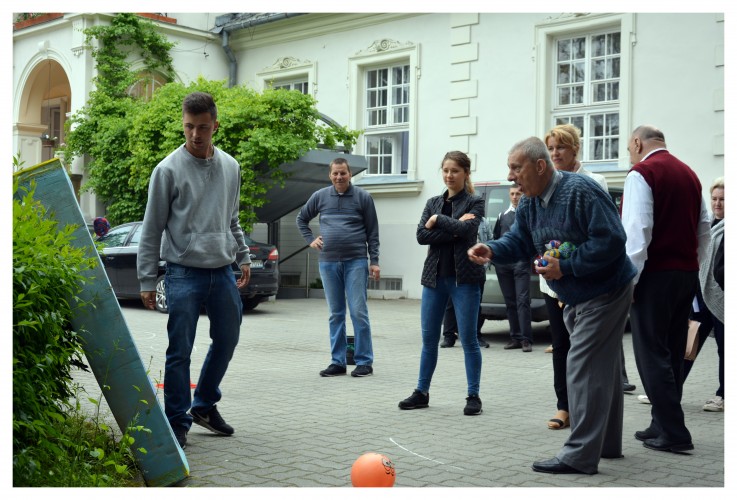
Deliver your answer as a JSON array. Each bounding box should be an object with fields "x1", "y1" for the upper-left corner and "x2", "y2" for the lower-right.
[
  {"x1": 221, "y1": 30, "x2": 237, "y2": 88},
  {"x1": 217, "y1": 13, "x2": 306, "y2": 88}
]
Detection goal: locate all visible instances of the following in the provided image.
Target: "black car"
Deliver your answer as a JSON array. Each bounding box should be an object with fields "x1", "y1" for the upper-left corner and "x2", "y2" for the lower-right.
[
  {"x1": 97, "y1": 221, "x2": 279, "y2": 313},
  {"x1": 474, "y1": 181, "x2": 623, "y2": 322}
]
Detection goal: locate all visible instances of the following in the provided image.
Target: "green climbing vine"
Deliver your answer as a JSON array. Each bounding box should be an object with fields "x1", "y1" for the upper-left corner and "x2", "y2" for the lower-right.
[{"x1": 60, "y1": 13, "x2": 360, "y2": 229}]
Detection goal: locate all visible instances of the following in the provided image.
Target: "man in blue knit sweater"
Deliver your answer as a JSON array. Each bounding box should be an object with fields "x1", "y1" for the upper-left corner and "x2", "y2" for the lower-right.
[
  {"x1": 469, "y1": 137, "x2": 636, "y2": 475},
  {"x1": 297, "y1": 158, "x2": 380, "y2": 378}
]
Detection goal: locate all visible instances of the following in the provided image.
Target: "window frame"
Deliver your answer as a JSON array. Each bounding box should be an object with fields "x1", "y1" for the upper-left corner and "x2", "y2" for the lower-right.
[
  {"x1": 257, "y1": 57, "x2": 317, "y2": 97},
  {"x1": 270, "y1": 78, "x2": 310, "y2": 95},
  {"x1": 127, "y1": 71, "x2": 167, "y2": 101},
  {"x1": 535, "y1": 14, "x2": 634, "y2": 169},
  {"x1": 349, "y1": 40, "x2": 419, "y2": 181}
]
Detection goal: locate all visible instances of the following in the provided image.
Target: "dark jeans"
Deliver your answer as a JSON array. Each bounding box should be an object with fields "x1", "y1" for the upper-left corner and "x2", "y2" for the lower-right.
[
  {"x1": 684, "y1": 289, "x2": 724, "y2": 399},
  {"x1": 495, "y1": 261, "x2": 532, "y2": 343},
  {"x1": 442, "y1": 281, "x2": 485, "y2": 339},
  {"x1": 545, "y1": 293, "x2": 570, "y2": 411},
  {"x1": 164, "y1": 263, "x2": 242, "y2": 430}
]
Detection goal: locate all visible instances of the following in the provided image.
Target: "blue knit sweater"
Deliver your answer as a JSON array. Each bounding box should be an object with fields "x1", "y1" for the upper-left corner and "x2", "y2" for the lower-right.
[
  {"x1": 488, "y1": 172, "x2": 636, "y2": 305},
  {"x1": 296, "y1": 184, "x2": 380, "y2": 265}
]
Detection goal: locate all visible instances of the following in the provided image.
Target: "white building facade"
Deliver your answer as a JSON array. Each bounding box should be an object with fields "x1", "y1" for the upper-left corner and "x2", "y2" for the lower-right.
[{"x1": 12, "y1": 12, "x2": 725, "y2": 300}]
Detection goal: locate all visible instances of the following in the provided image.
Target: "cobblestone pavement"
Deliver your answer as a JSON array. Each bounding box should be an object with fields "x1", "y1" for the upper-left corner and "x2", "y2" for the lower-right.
[{"x1": 73, "y1": 297, "x2": 726, "y2": 490}]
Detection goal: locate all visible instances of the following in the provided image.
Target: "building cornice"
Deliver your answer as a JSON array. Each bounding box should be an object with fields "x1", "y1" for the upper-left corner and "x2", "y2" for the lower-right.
[{"x1": 228, "y1": 13, "x2": 422, "y2": 51}]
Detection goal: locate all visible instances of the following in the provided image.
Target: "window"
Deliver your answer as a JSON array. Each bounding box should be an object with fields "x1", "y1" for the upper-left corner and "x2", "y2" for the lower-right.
[
  {"x1": 364, "y1": 64, "x2": 410, "y2": 175},
  {"x1": 349, "y1": 39, "x2": 419, "y2": 186},
  {"x1": 257, "y1": 57, "x2": 316, "y2": 97},
  {"x1": 270, "y1": 78, "x2": 309, "y2": 94},
  {"x1": 552, "y1": 30, "x2": 621, "y2": 162},
  {"x1": 98, "y1": 225, "x2": 134, "y2": 248},
  {"x1": 536, "y1": 15, "x2": 633, "y2": 167},
  {"x1": 127, "y1": 71, "x2": 167, "y2": 101}
]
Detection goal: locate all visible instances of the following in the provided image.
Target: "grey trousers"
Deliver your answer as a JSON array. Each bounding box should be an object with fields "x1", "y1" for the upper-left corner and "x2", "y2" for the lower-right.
[{"x1": 556, "y1": 281, "x2": 634, "y2": 474}]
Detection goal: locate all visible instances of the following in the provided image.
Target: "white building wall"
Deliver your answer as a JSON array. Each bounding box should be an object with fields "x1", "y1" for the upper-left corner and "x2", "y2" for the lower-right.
[
  {"x1": 627, "y1": 13, "x2": 724, "y2": 187},
  {"x1": 13, "y1": 12, "x2": 725, "y2": 300},
  {"x1": 224, "y1": 12, "x2": 724, "y2": 299},
  {"x1": 12, "y1": 13, "x2": 231, "y2": 222}
]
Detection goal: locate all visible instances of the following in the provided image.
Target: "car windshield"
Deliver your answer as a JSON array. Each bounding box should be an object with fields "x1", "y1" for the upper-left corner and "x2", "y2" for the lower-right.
[{"x1": 98, "y1": 225, "x2": 133, "y2": 248}]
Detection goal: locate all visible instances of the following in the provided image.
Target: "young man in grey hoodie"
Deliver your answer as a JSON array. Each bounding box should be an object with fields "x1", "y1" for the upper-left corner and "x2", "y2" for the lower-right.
[{"x1": 138, "y1": 92, "x2": 251, "y2": 450}]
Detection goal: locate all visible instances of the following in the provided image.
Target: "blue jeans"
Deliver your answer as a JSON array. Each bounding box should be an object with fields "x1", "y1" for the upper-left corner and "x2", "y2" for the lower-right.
[
  {"x1": 418, "y1": 277, "x2": 482, "y2": 395},
  {"x1": 319, "y1": 259, "x2": 374, "y2": 366},
  {"x1": 164, "y1": 263, "x2": 242, "y2": 430}
]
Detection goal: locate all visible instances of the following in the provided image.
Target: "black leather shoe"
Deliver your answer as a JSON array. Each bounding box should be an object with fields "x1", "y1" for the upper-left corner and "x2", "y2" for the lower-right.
[
  {"x1": 477, "y1": 337, "x2": 489, "y2": 348},
  {"x1": 643, "y1": 436, "x2": 694, "y2": 453},
  {"x1": 634, "y1": 428, "x2": 659, "y2": 442},
  {"x1": 623, "y1": 383, "x2": 636, "y2": 392},
  {"x1": 531, "y1": 457, "x2": 595, "y2": 475}
]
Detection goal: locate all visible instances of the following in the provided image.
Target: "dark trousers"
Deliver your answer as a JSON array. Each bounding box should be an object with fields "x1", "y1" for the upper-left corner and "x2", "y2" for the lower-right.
[
  {"x1": 631, "y1": 270, "x2": 697, "y2": 443},
  {"x1": 546, "y1": 292, "x2": 632, "y2": 412},
  {"x1": 443, "y1": 281, "x2": 485, "y2": 339},
  {"x1": 545, "y1": 293, "x2": 570, "y2": 411},
  {"x1": 684, "y1": 289, "x2": 724, "y2": 399},
  {"x1": 495, "y1": 261, "x2": 532, "y2": 343}
]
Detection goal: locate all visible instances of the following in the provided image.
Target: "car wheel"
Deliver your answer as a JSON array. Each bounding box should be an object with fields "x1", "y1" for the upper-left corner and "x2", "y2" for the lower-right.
[
  {"x1": 242, "y1": 297, "x2": 261, "y2": 311},
  {"x1": 155, "y1": 275, "x2": 168, "y2": 314}
]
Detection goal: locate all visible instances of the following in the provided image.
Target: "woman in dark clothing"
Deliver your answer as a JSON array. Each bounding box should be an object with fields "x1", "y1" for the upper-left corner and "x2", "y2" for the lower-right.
[{"x1": 398, "y1": 151, "x2": 486, "y2": 416}]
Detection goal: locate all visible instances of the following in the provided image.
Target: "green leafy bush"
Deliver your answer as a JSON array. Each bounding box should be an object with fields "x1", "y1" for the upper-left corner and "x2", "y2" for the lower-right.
[
  {"x1": 12, "y1": 180, "x2": 133, "y2": 485},
  {"x1": 60, "y1": 13, "x2": 360, "y2": 229}
]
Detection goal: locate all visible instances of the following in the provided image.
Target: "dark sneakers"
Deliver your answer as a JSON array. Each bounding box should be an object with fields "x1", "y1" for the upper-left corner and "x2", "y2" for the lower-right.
[
  {"x1": 477, "y1": 337, "x2": 490, "y2": 348},
  {"x1": 464, "y1": 395, "x2": 483, "y2": 415},
  {"x1": 399, "y1": 389, "x2": 430, "y2": 410},
  {"x1": 440, "y1": 335, "x2": 456, "y2": 348},
  {"x1": 173, "y1": 426, "x2": 188, "y2": 449},
  {"x1": 351, "y1": 365, "x2": 373, "y2": 377},
  {"x1": 190, "y1": 405, "x2": 234, "y2": 436},
  {"x1": 504, "y1": 340, "x2": 522, "y2": 349},
  {"x1": 319, "y1": 364, "x2": 347, "y2": 377},
  {"x1": 522, "y1": 340, "x2": 532, "y2": 352}
]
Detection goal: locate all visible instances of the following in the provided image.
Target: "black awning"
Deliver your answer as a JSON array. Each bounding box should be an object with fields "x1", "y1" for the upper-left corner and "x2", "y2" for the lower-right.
[{"x1": 253, "y1": 149, "x2": 367, "y2": 223}]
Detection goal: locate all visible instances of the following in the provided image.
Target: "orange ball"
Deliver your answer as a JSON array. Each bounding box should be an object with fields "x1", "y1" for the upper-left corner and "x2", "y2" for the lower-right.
[{"x1": 350, "y1": 452, "x2": 396, "y2": 487}]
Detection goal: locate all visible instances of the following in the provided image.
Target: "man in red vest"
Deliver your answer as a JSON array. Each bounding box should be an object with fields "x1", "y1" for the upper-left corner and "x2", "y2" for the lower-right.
[{"x1": 621, "y1": 125, "x2": 711, "y2": 454}]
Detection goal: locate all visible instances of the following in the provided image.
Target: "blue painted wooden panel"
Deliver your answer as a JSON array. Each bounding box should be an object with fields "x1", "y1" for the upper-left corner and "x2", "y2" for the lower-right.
[{"x1": 14, "y1": 160, "x2": 189, "y2": 486}]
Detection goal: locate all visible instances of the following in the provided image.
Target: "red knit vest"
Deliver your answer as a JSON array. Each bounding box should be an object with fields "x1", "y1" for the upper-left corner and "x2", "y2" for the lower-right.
[{"x1": 629, "y1": 150, "x2": 702, "y2": 273}]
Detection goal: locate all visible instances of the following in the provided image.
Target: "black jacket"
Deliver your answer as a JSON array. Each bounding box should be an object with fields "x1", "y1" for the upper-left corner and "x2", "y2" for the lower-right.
[{"x1": 417, "y1": 189, "x2": 486, "y2": 287}]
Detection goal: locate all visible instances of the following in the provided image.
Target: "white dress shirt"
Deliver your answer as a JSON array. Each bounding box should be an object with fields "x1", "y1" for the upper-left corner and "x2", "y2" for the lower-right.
[{"x1": 621, "y1": 149, "x2": 711, "y2": 285}]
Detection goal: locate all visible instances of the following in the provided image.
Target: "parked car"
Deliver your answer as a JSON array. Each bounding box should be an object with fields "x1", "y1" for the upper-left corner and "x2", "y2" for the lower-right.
[
  {"x1": 474, "y1": 181, "x2": 623, "y2": 322},
  {"x1": 97, "y1": 221, "x2": 279, "y2": 313}
]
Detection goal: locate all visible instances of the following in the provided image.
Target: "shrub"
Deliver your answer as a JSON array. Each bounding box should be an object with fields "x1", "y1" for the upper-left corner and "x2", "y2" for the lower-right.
[{"x1": 12, "y1": 180, "x2": 96, "y2": 484}]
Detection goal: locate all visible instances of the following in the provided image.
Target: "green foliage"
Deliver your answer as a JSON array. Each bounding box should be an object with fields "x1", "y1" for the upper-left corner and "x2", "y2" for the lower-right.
[
  {"x1": 82, "y1": 13, "x2": 175, "y2": 98},
  {"x1": 15, "y1": 13, "x2": 47, "y2": 22},
  {"x1": 127, "y1": 78, "x2": 361, "y2": 229},
  {"x1": 12, "y1": 180, "x2": 143, "y2": 486},
  {"x1": 12, "y1": 180, "x2": 93, "y2": 483},
  {"x1": 60, "y1": 14, "x2": 174, "y2": 225},
  {"x1": 60, "y1": 14, "x2": 360, "y2": 229}
]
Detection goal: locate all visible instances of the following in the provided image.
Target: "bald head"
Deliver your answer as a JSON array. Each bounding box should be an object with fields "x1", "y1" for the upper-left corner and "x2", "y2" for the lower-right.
[{"x1": 627, "y1": 125, "x2": 667, "y2": 165}]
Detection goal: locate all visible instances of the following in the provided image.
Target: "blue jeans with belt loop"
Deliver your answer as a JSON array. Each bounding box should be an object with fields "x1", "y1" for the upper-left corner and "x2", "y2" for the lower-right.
[
  {"x1": 163, "y1": 263, "x2": 242, "y2": 430},
  {"x1": 418, "y1": 276, "x2": 482, "y2": 395},
  {"x1": 319, "y1": 259, "x2": 374, "y2": 367}
]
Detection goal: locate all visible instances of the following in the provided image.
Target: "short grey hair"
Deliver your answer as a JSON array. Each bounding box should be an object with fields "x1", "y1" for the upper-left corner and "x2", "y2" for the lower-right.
[{"x1": 509, "y1": 136, "x2": 553, "y2": 169}]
